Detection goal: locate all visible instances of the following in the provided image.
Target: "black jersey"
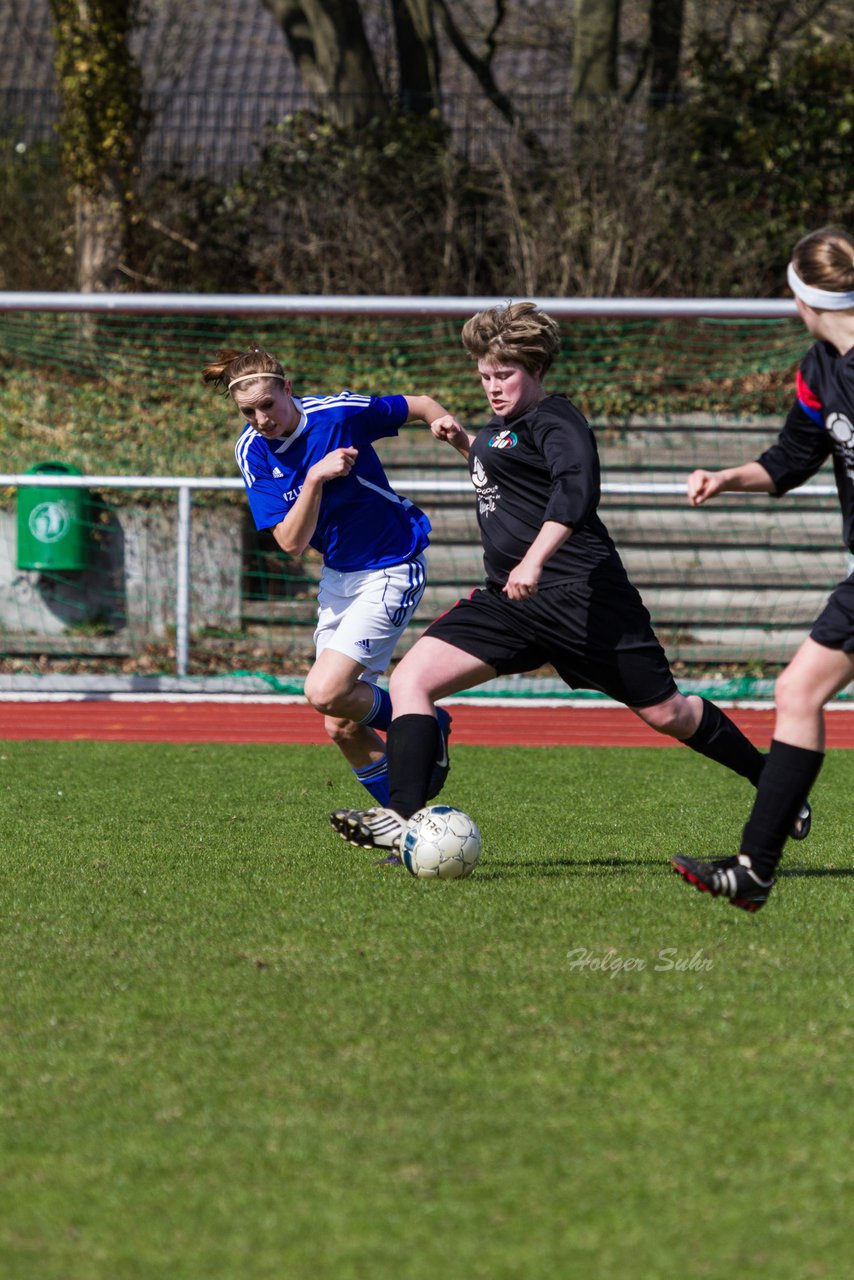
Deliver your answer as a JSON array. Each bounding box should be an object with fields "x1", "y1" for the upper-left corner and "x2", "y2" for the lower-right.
[
  {"x1": 758, "y1": 340, "x2": 854, "y2": 550},
  {"x1": 467, "y1": 393, "x2": 624, "y2": 587}
]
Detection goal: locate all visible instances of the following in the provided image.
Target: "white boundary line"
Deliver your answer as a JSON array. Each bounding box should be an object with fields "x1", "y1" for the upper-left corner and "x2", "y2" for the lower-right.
[{"x1": 2, "y1": 691, "x2": 853, "y2": 711}]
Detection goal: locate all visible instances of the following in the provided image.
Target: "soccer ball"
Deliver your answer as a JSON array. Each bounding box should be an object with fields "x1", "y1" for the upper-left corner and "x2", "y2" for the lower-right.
[{"x1": 401, "y1": 805, "x2": 482, "y2": 880}]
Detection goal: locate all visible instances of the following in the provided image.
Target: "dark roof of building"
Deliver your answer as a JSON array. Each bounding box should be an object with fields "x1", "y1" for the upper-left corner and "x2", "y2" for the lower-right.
[
  {"x1": 1, "y1": 0, "x2": 294, "y2": 93},
  {"x1": 0, "y1": 0, "x2": 570, "y2": 172},
  {"x1": 1, "y1": 0, "x2": 568, "y2": 92}
]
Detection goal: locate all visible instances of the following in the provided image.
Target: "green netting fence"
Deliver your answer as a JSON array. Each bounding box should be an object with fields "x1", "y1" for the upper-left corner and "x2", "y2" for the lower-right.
[{"x1": 0, "y1": 296, "x2": 846, "y2": 698}]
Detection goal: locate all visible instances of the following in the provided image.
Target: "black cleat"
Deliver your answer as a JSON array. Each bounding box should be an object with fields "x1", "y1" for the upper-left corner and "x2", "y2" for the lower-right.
[
  {"x1": 671, "y1": 853, "x2": 774, "y2": 913},
  {"x1": 789, "y1": 800, "x2": 811, "y2": 841}
]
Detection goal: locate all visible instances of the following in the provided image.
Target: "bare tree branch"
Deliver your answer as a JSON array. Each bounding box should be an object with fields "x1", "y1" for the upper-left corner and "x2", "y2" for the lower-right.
[{"x1": 432, "y1": 0, "x2": 545, "y2": 154}]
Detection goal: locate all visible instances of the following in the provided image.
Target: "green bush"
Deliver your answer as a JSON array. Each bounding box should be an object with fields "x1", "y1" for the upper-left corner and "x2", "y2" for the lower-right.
[
  {"x1": 130, "y1": 171, "x2": 257, "y2": 293},
  {"x1": 2, "y1": 60, "x2": 852, "y2": 300},
  {"x1": 0, "y1": 136, "x2": 73, "y2": 290},
  {"x1": 660, "y1": 39, "x2": 854, "y2": 293},
  {"x1": 217, "y1": 108, "x2": 493, "y2": 296}
]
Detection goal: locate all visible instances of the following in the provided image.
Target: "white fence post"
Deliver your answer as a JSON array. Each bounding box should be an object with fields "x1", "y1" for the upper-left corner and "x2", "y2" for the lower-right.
[{"x1": 176, "y1": 484, "x2": 192, "y2": 677}]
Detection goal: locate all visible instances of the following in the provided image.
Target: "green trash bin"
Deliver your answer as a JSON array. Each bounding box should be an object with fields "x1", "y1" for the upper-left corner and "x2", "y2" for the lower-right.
[{"x1": 16, "y1": 461, "x2": 90, "y2": 572}]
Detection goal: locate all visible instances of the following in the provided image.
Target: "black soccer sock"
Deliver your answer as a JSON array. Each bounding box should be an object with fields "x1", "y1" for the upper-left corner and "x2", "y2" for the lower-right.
[
  {"x1": 682, "y1": 697, "x2": 765, "y2": 785},
  {"x1": 387, "y1": 713, "x2": 440, "y2": 819},
  {"x1": 740, "y1": 739, "x2": 825, "y2": 880}
]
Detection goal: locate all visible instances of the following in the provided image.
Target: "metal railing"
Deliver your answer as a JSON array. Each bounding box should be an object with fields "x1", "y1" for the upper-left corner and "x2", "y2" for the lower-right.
[
  {"x1": 1, "y1": 470, "x2": 836, "y2": 677},
  {"x1": 0, "y1": 290, "x2": 797, "y2": 318}
]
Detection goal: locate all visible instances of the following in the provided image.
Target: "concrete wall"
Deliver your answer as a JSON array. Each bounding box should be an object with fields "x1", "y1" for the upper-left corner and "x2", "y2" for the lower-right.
[{"x1": 0, "y1": 501, "x2": 242, "y2": 640}]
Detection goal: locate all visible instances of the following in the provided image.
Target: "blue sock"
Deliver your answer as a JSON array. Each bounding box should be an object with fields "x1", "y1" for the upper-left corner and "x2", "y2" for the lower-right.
[
  {"x1": 353, "y1": 755, "x2": 390, "y2": 806},
  {"x1": 359, "y1": 684, "x2": 392, "y2": 733}
]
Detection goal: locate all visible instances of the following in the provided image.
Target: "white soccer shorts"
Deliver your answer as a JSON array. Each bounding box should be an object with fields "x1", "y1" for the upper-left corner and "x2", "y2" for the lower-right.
[{"x1": 314, "y1": 554, "x2": 427, "y2": 681}]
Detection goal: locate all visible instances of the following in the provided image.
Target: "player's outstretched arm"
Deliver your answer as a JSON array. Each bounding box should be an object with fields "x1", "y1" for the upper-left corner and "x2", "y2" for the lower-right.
[
  {"x1": 403, "y1": 395, "x2": 475, "y2": 460},
  {"x1": 403, "y1": 394, "x2": 452, "y2": 427},
  {"x1": 687, "y1": 461, "x2": 776, "y2": 507},
  {"x1": 429, "y1": 414, "x2": 475, "y2": 460}
]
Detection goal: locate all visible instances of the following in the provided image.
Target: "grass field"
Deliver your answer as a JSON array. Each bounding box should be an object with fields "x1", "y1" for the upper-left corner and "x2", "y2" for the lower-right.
[{"x1": 1, "y1": 739, "x2": 852, "y2": 1280}]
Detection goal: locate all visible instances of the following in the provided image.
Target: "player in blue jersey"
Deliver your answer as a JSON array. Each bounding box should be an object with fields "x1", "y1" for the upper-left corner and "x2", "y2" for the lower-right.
[
  {"x1": 329, "y1": 302, "x2": 811, "y2": 860},
  {"x1": 202, "y1": 344, "x2": 460, "y2": 806},
  {"x1": 671, "y1": 225, "x2": 854, "y2": 910}
]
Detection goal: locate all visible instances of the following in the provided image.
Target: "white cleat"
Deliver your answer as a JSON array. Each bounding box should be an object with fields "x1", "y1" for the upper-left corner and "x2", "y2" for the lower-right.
[{"x1": 329, "y1": 807, "x2": 409, "y2": 851}]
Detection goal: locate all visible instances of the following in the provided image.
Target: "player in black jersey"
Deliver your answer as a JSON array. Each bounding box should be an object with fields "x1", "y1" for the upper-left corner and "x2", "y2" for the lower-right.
[
  {"x1": 672, "y1": 225, "x2": 854, "y2": 910},
  {"x1": 330, "y1": 301, "x2": 809, "y2": 860}
]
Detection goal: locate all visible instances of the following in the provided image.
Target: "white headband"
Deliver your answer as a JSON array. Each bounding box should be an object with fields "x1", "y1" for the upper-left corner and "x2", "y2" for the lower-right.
[
  {"x1": 227, "y1": 372, "x2": 286, "y2": 390},
  {"x1": 787, "y1": 262, "x2": 854, "y2": 310}
]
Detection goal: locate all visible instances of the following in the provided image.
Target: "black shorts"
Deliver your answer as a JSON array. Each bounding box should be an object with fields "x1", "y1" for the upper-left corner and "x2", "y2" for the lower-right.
[
  {"x1": 424, "y1": 570, "x2": 678, "y2": 709},
  {"x1": 810, "y1": 573, "x2": 854, "y2": 652}
]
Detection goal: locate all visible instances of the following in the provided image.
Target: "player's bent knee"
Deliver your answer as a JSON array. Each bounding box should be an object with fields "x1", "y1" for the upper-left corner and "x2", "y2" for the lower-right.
[
  {"x1": 648, "y1": 712, "x2": 685, "y2": 738},
  {"x1": 304, "y1": 675, "x2": 353, "y2": 716},
  {"x1": 774, "y1": 668, "x2": 819, "y2": 718},
  {"x1": 389, "y1": 664, "x2": 439, "y2": 705},
  {"x1": 634, "y1": 696, "x2": 693, "y2": 739}
]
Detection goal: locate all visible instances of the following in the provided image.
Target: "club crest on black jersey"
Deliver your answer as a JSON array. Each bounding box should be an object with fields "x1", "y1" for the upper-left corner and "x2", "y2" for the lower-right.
[{"x1": 488, "y1": 430, "x2": 518, "y2": 449}]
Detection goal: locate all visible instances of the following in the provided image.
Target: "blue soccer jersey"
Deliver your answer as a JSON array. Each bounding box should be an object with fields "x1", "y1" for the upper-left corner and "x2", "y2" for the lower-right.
[{"x1": 234, "y1": 390, "x2": 431, "y2": 572}]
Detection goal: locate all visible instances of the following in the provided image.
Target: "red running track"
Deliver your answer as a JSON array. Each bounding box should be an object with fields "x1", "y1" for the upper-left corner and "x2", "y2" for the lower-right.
[{"x1": 2, "y1": 700, "x2": 854, "y2": 747}]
